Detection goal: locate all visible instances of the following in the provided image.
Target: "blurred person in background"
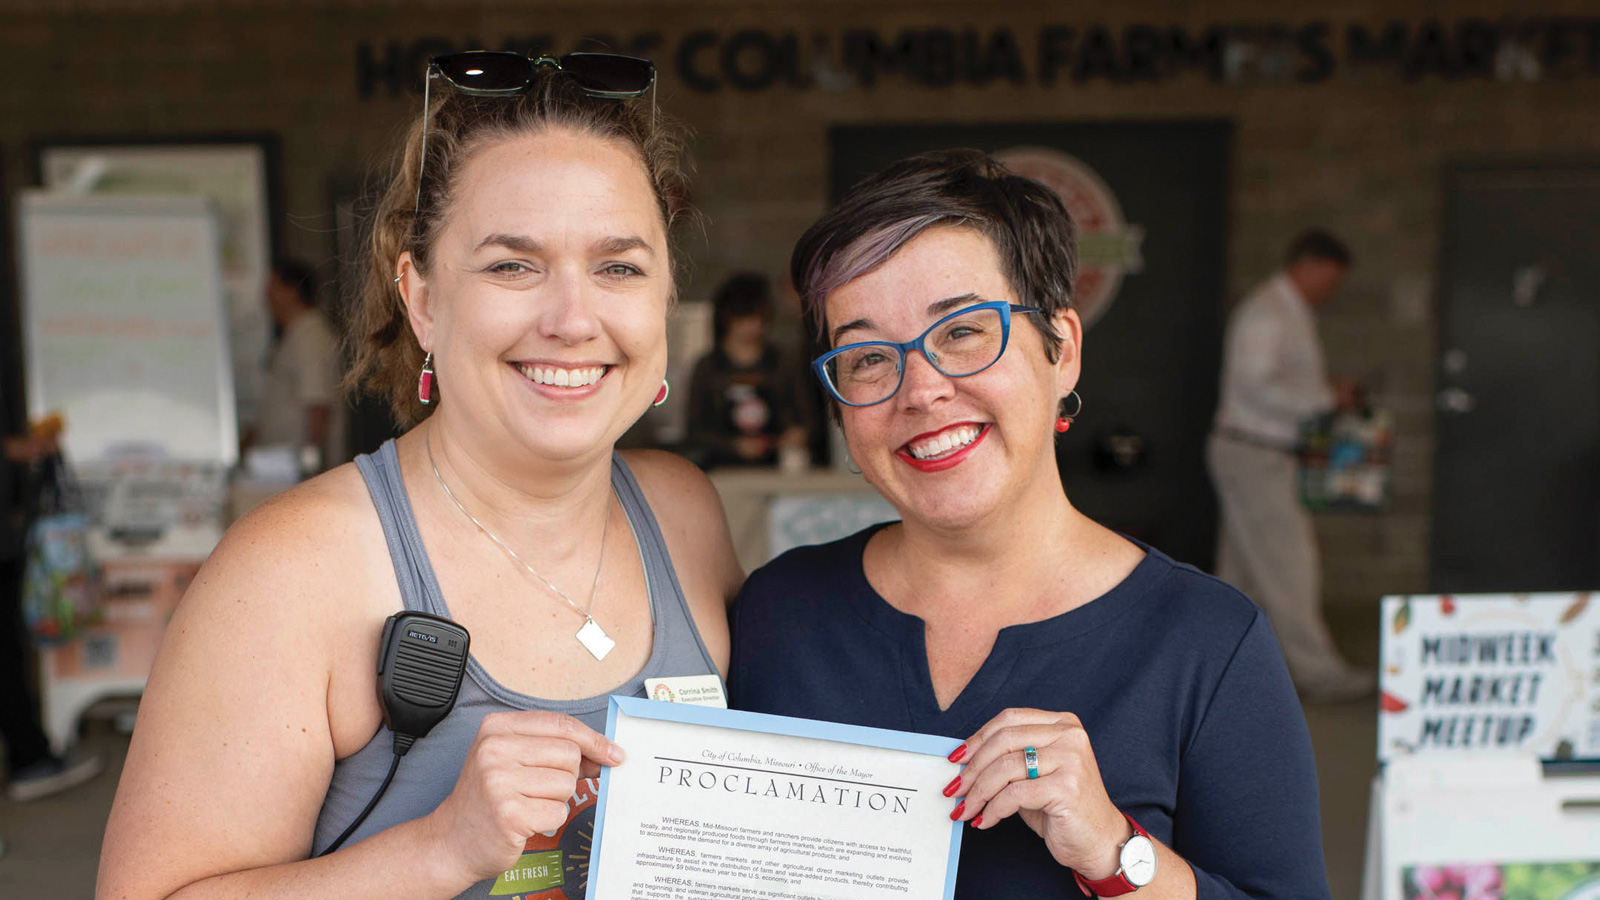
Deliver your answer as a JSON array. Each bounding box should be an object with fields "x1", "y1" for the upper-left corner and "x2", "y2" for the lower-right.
[
  {"x1": 0, "y1": 424, "x2": 102, "y2": 802},
  {"x1": 1206, "y1": 229, "x2": 1374, "y2": 703},
  {"x1": 245, "y1": 258, "x2": 346, "y2": 472},
  {"x1": 735, "y1": 150, "x2": 1330, "y2": 900},
  {"x1": 98, "y1": 52, "x2": 739, "y2": 900},
  {"x1": 685, "y1": 271, "x2": 811, "y2": 468}
]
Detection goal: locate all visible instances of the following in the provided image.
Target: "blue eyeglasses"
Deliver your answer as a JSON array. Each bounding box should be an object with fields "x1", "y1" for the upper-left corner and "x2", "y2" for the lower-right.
[{"x1": 812, "y1": 301, "x2": 1043, "y2": 407}]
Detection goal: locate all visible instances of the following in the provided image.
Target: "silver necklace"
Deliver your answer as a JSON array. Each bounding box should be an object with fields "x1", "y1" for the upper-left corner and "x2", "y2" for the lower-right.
[{"x1": 426, "y1": 437, "x2": 616, "y2": 661}]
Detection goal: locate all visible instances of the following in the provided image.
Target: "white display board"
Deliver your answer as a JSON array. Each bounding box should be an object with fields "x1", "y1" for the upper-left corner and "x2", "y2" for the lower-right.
[
  {"x1": 1364, "y1": 595, "x2": 1600, "y2": 900},
  {"x1": 1360, "y1": 755, "x2": 1600, "y2": 900},
  {"x1": 17, "y1": 191, "x2": 238, "y2": 464},
  {"x1": 1378, "y1": 593, "x2": 1600, "y2": 762},
  {"x1": 37, "y1": 142, "x2": 273, "y2": 424}
]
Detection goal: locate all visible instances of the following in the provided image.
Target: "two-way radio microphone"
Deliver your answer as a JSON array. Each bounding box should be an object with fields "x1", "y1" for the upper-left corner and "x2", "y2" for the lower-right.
[
  {"x1": 320, "y1": 611, "x2": 470, "y2": 856},
  {"x1": 375, "y1": 611, "x2": 471, "y2": 751}
]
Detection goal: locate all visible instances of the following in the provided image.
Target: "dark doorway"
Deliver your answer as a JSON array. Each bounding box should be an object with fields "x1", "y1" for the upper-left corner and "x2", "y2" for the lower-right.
[
  {"x1": 829, "y1": 121, "x2": 1232, "y2": 570},
  {"x1": 1432, "y1": 165, "x2": 1600, "y2": 592}
]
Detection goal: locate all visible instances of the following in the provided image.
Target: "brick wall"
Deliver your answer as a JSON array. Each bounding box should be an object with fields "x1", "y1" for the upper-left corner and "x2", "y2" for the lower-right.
[{"x1": 4, "y1": 0, "x2": 1600, "y2": 609}]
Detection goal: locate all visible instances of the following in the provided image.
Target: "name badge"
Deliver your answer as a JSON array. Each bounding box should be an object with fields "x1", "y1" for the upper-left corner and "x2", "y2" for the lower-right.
[{"x1": 644, "y1": 674, "x2": 727, "y2": 708}]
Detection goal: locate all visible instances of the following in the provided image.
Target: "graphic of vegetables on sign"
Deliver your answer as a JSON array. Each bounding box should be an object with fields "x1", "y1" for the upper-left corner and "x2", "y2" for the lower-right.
[
  {"x1": 1559, "y1": 592, "x2": 1589, "y2": 625},
  {"x1": 1403, "y1": 863, "x2": 1501, "y2": 900},
  {"x1": 1413, "y1": 861, "x2": 1600, "y2": 900},
  {"x1": 1382, "y1": 595, "x2": 1420, "y2": 714},
  {"x1": 1383, "y1": 598, "x2": 1412, "y2": 714}
]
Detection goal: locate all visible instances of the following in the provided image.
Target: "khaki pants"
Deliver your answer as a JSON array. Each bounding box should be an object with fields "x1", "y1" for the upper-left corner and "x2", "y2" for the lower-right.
[{"x1": 1206, "y1": 434, "x2": 1351, "y2": 686}]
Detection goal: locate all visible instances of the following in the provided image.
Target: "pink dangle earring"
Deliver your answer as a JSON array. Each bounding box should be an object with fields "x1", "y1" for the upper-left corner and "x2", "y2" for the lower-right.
[{"x1": 418, "y1": 352, "x2": 436, "y2": 405}]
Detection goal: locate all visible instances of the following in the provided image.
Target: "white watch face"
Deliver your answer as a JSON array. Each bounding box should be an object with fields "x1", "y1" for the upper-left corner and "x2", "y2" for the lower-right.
[{"x1": 1120, "y1": 834, "x2": 1158, "y2": 887}]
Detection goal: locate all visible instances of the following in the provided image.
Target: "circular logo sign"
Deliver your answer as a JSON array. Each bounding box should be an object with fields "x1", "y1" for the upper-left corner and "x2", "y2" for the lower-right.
[{"x1": 993, "y1": 146, "x2": 1144, "y2": 329}]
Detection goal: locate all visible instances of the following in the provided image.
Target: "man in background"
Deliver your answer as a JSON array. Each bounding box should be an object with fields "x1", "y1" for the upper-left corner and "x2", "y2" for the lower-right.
[
  {"x1": 246, "y1": 260, "x2": 345, "y2": 472},
  {"x1": 1207, "y1": 230, "x2": 1376, "y2": 703}
]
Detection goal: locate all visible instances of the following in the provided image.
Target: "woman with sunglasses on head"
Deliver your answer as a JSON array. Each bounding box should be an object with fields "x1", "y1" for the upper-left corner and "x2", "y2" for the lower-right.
[
  {"x1": 731, "y1": 150, "x2": 1330, "y2": 900},
  {"x1": 99, "y1": 54, "x2": 741, "y2": 900}
]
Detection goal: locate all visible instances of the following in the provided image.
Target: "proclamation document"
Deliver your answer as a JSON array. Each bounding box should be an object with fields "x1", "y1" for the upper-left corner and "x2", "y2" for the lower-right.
[{"x1": 589, "y1": 696, "x2": 964, "y2": 900}]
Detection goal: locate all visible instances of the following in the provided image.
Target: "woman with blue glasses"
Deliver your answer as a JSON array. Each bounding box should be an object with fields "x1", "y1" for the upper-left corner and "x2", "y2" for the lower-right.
[{"x1": 732, "y1": 149, "x2": 1330, "y2": 900}]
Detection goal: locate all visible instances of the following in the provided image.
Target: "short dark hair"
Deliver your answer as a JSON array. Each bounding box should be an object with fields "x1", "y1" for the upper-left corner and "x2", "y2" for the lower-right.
[
  {"x1": 791, "y1": 148, "x2": 1075, "y2": 363},
  {"x1": 1286, "y1": 229, "x2": 1352, "y2": 268},
  {"x1": 270, "y1": 258, "x2": 318, "y2": 308},
  {"x1": 711, "y1": 271, "x2": 772, "y2": 344}
]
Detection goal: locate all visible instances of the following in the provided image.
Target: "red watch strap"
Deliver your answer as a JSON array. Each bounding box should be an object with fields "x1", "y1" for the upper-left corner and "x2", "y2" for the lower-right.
[{"x1": 1072, "y1": 813, "x2": 1151, "y2": 897}]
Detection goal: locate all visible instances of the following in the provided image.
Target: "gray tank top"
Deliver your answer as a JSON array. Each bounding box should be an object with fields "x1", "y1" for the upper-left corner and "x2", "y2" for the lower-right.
[{"x1": 312, "y1": 439, "x2": 721, "y2": 899}]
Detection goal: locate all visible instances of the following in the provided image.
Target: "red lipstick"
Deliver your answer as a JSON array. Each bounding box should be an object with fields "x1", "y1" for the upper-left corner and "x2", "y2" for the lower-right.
[{"x1": 895, "y1": 424, "x2": 989, "y2": 473}]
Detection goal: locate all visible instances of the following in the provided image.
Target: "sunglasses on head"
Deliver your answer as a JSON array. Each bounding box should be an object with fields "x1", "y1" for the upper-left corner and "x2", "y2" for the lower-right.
[
  {"x1": 430, "y1": 50, "x2": 656, "y2": 97},
  {"x1": 412, "y1": 51, "x2": 658, "y2": 225}
]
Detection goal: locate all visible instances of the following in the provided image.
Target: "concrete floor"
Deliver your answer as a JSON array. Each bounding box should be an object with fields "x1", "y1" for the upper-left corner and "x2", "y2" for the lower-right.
[
  {"x1": 0, "y1": 723, "x2": 127, "y2": 899},
  {"x1": 0, "y1": 607, "x2": 1381, "y2": 900}
]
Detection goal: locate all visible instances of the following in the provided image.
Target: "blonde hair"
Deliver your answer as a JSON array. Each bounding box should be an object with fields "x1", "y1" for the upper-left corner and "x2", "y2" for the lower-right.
[{"x1": 345, "y1": 69, "x2": 692, "y2": 426}]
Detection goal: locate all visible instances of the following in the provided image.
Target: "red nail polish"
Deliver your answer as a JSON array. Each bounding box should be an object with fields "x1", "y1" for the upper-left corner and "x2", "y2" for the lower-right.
[
  {"x1": 972, "y1": 814, "x2": 984, "y2": 828},
  {"x1": 948, "y1": 744, "x2": 968, "y2": 763},
  {"x1": 943, "y1": 776, "x2": 961, "y2": 797},
  {"x1": 949, "y1": 801, "x2": 964, "y2": 820}
]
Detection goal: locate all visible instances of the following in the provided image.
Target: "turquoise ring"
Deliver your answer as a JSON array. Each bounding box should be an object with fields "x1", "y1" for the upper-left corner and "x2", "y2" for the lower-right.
[{"x1": 1024, "y1": 746, "x2": 1039, "y2": 780}]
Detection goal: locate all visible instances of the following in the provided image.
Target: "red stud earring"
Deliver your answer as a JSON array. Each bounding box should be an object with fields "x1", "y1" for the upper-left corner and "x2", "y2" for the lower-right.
[
  {"x1": 652, "y1": 379, "x2": 670, "y2": 408},
  {"x1": 418, "y1": 351, "x2": 435, "y2": 405}
]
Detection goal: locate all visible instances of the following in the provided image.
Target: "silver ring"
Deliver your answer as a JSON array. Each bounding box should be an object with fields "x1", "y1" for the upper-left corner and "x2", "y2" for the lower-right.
[{"x1": 1024, "y1": 746, "x2": 1039, "y2": 780}]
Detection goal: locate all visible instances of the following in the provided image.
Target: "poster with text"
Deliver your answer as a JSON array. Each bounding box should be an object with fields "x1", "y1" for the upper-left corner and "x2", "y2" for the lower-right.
[
  {"x1": 38, "y1": 141, "x2": 274, "y2": 426},
  {"x1": 1378, "y1": 593, "x2": 1600, "y2": 762}
]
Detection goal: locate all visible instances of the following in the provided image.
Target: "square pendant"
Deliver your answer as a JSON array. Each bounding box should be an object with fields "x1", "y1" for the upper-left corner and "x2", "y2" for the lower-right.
[{"x1": 576, "y1": 618, "x2": 615, "y2": 661}]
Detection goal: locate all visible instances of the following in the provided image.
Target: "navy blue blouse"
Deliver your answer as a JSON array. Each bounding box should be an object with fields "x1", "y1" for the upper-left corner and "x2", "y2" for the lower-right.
[{"x1": 731, "y1": 525, "x2": 1331, "y2": 900}]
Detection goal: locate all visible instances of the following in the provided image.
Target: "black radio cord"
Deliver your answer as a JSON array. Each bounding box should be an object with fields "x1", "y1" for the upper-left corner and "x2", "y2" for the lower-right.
[{"x1": 318, "y1": 731, "x2": 416, "y2": 856}]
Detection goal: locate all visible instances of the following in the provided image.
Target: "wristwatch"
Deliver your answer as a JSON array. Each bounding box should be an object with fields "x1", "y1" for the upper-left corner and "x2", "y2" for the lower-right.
[{"x1": 1073, "y1": 813, "x2": 1158, "y2": 897}]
